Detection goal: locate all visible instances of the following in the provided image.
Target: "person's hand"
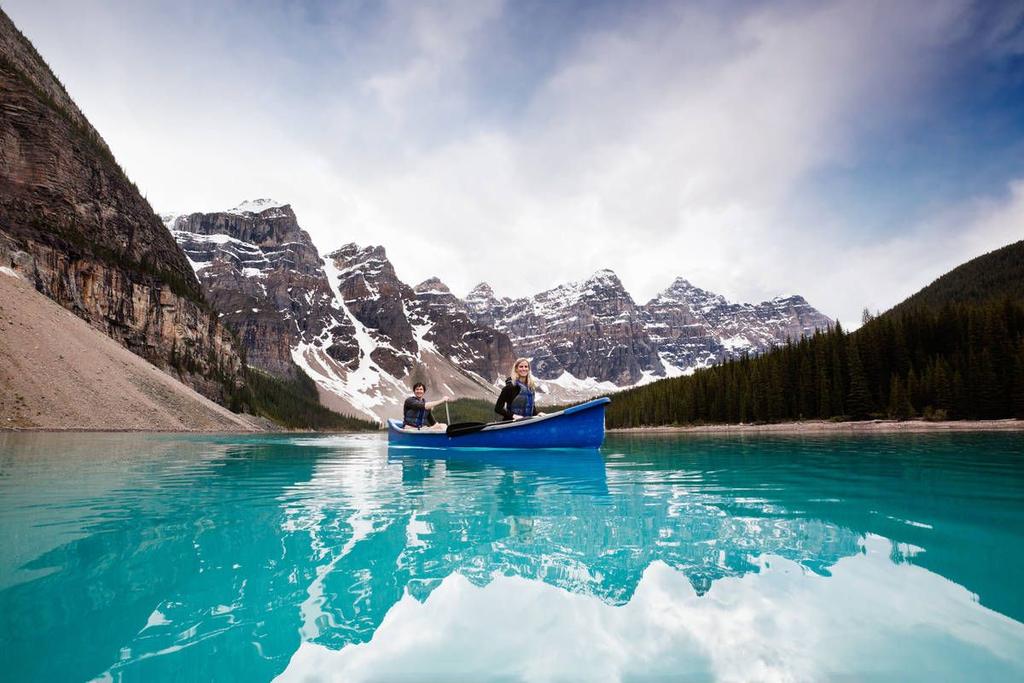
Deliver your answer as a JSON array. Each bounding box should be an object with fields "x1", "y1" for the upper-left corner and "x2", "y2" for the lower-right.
[
  {"x1": 536, "y1": 412, "x2": 547, "y2": 416},
  {"x1": 512, "y1": 414, "x2": 523, "y2": 421}
]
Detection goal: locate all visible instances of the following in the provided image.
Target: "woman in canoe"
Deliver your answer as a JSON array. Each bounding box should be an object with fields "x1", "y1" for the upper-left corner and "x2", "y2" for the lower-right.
[
  {"x1": 495, "y1": 358, "x2": 544, "y2": 421},
  {"x1": 402, "y1": 382, "x2": 450, "y2": 430}
]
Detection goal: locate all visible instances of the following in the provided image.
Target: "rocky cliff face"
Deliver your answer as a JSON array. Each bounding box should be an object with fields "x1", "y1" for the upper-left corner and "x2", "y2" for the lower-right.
[
  {"x1": 0, "y1": 9, "x2": 244, "y2": 402},
  {"x1": 167, "y1": 201, "x2": 355, "y2": 378},
  {"x1": 410, "y1": 277, "x2": 516, "y2": 382},
  {"x1": 327, "y1": 243, "x2": 419, "y2": 378}
]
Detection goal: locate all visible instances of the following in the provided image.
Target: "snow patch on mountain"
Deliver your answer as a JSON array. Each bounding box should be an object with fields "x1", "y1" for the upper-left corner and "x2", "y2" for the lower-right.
[
  {"x1": 721, "y1": 335, "x2": 755, "y2": 351},
  {"x1": 159, "y1": 212, "x2": 182, "y2": 230},
  {"x1": 288, "y1": 256, "x2": 408, "y2": 423},
  {"x1": 229, "y1": 198, "x2": 288, "y2": 215},
  {"x1": 539, "y1": 371, "x2": 619, "y2": 394}
]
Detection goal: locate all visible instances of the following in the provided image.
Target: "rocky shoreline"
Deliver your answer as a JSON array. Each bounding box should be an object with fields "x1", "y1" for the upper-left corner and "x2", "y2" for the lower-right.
[{"x1": 610, "y1": 419, "x2": 1024, "y2": 434}]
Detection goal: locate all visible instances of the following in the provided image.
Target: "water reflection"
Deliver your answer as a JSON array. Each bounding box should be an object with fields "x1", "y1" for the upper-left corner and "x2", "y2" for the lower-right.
[
  {"x1": 0, "y1": 431, "x2": 1022, "y2": 682},
  {"x1": 604, "y1": 432, "x2": 1024, "y2": 620},
  {"x1": 277, "y1": 536, "x2": 1024, "y2": 683},
  {"x1": 389, "y1": 447, "x2": 610, "y2": 495}
]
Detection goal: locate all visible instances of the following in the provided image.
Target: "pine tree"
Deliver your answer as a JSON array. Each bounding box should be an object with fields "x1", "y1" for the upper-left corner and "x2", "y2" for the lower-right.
[
  {"x1": 816, "y1": 343, "x2": 832, "y2": 418},
  {"x1": 974, "y1": 348, "x2": 1001, "y2": 419},
  {"x1": 934, "y1": 359, "x2": 952, "y2": 412},
  {"x1": 1014, "y1": 340, "x2": 1024, "y2": 419},
  {"x1": 887, "y1": 374, "x2": 914, "y2": 420},
  {"x1": 830, "y1": 341, "x2": 845, "y2": 418},
  {"x1": 798, "y1": 354, "x2": 815, "y2": 419},
  {"x1": 846, "y1": 338, "x2": 873, "y2": 419},
  {"x1": 906, "y1": 367, "x2": 921, "y2": 414}
]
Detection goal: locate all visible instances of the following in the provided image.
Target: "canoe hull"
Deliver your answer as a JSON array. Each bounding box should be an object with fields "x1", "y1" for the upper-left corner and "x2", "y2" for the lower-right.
[{"x1": 387, "y1": 397, "x2": 610, "y2": 449}]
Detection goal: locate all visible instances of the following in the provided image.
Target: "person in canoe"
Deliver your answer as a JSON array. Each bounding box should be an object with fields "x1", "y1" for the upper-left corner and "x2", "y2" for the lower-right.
[
  {"x1": 402, "y1": 382, "x2": 450, "y2": 430},
  {"x1": 495, "y1": 357, "x2": 545, "y2": 421}
]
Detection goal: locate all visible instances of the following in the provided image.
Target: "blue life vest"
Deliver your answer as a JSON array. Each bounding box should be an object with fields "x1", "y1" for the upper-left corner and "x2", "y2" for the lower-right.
[
  {"x1": 510, "y1": 380, "x2": 535, "y2": 417},
  {"x1": 403, "y1": 397, "x2": 427, "y2": 428}
]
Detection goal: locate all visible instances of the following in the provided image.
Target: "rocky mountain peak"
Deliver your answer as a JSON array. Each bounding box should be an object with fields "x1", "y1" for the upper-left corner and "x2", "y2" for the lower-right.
[
  {"x1": 463, "y1": 267, "x2": 659, "y2": 387},
  {"x1": 463, "y1": 282, "x2": 508, "y2": 329},
  {"x1": 415, "y1": 277, "x2": 451, "y2": 295},
  {"x1": 329, "y1": 243, "x2": 395, "y2": 279},
  {"x1": 640, "y1": 278, "x2": 833, "y2": 373},
  {"x1": 588, "y1": 268, "x2": 620, "y2": 285},
  {"x1": 170, "y1": 202, "x2": 348, "y2": 377},
  {"x1": 413, "y1": 276, "x2": 463, "y2": 314},
  {"x1": 535, "y1": 268, "x2": 635, "y2": 319},
  {"x1": 467, "y1": 282, "x2": 496, "y2": 299},
  {"x1": 651, "y1": 277, "x2": 729, "y2": 312},
  {"x1": 171, "y1": 199, "x2": 309, "y2": 250}
]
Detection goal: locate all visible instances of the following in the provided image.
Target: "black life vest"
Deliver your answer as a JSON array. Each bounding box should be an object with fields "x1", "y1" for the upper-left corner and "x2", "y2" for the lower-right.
[{"x1": 403, "y1": 397, "x2": 427, "y2": 428}]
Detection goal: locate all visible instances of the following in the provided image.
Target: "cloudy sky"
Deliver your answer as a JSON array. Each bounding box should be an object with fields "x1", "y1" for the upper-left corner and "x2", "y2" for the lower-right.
[{"x1": 7, "y1": 0, "x2": 1024, "y2": 326}]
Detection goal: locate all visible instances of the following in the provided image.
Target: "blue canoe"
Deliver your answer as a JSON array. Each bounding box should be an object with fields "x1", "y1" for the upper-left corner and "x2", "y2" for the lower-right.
[{"x1": 387, "y1": 397, "x2": 611, "y2": 449}]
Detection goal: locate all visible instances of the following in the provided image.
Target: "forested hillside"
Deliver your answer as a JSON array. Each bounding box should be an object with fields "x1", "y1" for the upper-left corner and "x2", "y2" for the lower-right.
[
  {"x1": 607, "y1": 241, "x2": 1024, "y2": 427},
  {"x1": 891, "y1": 240, "x2": 1024, "y2": 313}
]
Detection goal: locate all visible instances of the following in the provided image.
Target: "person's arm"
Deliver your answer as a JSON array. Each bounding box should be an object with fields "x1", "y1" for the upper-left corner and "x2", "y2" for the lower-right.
[
  {"x1": 424, "y1": 397, "x2": 450, "y2": 410},
  {"x1": 494, "y1": 382, "x2": 516, "y2": 420}
]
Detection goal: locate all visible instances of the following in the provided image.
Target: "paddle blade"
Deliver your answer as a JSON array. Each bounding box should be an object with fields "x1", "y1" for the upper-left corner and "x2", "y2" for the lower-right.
[{"x1": 445, "y1": 422, "x2": 486, "y2": 436}]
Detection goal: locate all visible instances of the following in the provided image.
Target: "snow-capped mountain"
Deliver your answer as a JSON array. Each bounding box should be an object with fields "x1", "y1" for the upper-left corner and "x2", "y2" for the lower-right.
[
  {"x1": 641, "y1": 278, "x2": 833, "y2": 373},
  {"x1": 464, "y1": 273, "x2": 833, "y2": 385},
  {"x1": 168, "y1": 203, "x2": 513, "y2": 421},
  {"x1": 466, "y1": 270, "x2": 663, "y2": 389},
  {"x1": 167, "y1": 199, "x2": 831, "y2": 420}
]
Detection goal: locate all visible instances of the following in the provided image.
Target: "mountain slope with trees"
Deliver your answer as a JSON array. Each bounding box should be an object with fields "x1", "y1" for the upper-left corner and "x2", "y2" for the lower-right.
[
  {"x1": 607, "y1": 240, "x2": 1024, "y2": 428},
  {"x1": 890, "y1": 240, "x2": 1024, "y2": 313}
]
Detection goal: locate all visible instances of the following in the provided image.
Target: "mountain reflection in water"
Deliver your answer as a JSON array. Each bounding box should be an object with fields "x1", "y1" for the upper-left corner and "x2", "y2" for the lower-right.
[{"x1": 0, "y1": 431, "x2": 1022, "y2": 682}]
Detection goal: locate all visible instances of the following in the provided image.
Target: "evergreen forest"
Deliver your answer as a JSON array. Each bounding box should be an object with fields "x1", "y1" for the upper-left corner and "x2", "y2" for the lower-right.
[
  {"x1": 244, "y1": 368, "x2": 379, "y2": 431},
  {"x1": 606, "y1": 241, "x2": 1024, "y2": 428}
]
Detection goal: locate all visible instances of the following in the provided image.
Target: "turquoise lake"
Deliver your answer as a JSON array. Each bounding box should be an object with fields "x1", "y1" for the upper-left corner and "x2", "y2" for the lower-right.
[{"x1": 1, "y1": 432, "x2": 1022, "y2": 682}]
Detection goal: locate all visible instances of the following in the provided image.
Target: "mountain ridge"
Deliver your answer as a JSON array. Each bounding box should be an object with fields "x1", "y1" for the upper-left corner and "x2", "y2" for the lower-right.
[
  {"x1": 167, "y1": 199, "x2": 832, "y2": 419},
  {"x1": 170, "y1": 206, "x2": 515, "y2": 421}
]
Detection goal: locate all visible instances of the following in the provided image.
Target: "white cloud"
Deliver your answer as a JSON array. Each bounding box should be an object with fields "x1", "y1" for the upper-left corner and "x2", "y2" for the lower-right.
[
  {"x1": 5, "y1": 0, "x2": 1019, "y2": 324},
  {"x1": 806, "y1": 179, "x2": 1024, "y2": 326}
]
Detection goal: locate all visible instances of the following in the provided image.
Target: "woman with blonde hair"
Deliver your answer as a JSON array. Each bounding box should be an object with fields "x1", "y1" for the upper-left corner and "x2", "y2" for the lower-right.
[{"x1": 494, "y1": 357, "x2": 542, "y2": 420}]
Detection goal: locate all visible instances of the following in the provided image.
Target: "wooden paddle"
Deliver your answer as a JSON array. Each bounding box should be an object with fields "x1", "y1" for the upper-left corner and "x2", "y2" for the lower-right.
[
  {"x1": 446, "y1": 416, "x2": 540, "y2": 437},
  {"x1": 445, "y1": 421, "x2": 492, "y2": 437}
]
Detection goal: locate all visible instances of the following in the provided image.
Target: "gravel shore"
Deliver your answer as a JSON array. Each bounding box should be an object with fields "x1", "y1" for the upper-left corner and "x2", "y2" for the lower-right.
[{"x1": 610, "y1": 419, "x2": 1024, "y2": 434}]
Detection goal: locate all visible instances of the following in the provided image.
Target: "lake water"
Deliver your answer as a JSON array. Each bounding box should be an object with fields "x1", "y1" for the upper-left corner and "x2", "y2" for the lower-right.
[{"x1": 1, "y1": 431, "x2": 1022, "y2": 682}]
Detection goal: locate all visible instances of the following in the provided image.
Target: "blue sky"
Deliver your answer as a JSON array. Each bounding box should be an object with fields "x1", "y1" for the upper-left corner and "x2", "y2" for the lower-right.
[{"x1": 6, "y1": 0, "x2": 1024, "y2": 326}]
